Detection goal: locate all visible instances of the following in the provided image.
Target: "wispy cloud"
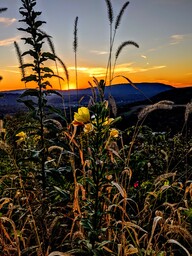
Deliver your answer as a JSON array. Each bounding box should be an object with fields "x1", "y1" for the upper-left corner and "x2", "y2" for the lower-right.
[
  {"x1": 170, "y1": 34, "x2": 185, "y2": 45},
  {"x1": 169, "y1": 33, "x2": 192, "y2": 45},
  {"x1": 0, "y1": 17, "x2": 17, "y2": 26},
  {"x1": 0, "y1": 36, "x2": 20, "y2": 46},
  {"x1": 90, "y1": 50, "x2": 108, "y2": 55},
  {"x1": 68, "y1": 66, "x2": 106, "y2": 77},
  {"x1": 0, "y1": 69, "x2": 20, "y2": 74},
  {"x1": 66, "y1": 63, "x2": 166, "y2": 76},
  {"x1": 114, "y1": 63, "x2": 166, "y2": 74},
  {"x1": 49, "y1": 62, "x2": 166, "y2": 79},
  {"x1": 141, "y1": 55, "x2": 147, "y2": 59}
]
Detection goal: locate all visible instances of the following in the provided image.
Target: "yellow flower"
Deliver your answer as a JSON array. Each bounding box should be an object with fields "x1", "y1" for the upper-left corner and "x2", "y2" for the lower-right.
[
  {"x1": 102, "y1": 118, "x2": 114, "y2": 126},
  {"x1": 34, "y1": 135, "x2": 41, "y2": 141},
  {"x1": 83, "y1": 123, "x2": 94, "y2": 133},
  {"x1": 16, "y1": 131, "x2": 27, "y2": 138},
  {"x1": 73, "y1": 107, "x2": 90, "y2": 125},
  {"x1": 110, "y1": 128, "x2": 119, "y2": 138},
  {"x1": 16, "y1": 131, "x2": 27, "y2": 144}
]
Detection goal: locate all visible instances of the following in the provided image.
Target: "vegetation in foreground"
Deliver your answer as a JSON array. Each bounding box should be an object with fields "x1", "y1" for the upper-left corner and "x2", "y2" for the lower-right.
[{"x1": 0, "y1": 0, "x2": 192, "y2": 255}]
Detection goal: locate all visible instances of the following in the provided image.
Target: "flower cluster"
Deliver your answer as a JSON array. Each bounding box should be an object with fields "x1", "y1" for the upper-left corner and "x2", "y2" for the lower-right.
[{"x1": 72, "y1": 106, "x2": 119, "y2": 138}]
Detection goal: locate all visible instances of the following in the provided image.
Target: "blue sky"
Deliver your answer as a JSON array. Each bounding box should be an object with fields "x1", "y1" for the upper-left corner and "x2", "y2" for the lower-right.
[{"x1": 0, "y1": 0, "x2": 192, "y2": 90}]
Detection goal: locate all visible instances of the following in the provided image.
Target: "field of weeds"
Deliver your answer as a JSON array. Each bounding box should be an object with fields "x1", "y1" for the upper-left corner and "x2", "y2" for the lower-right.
[{"x1": 0, "y1": 1, "x2": 191, "y2": 255}]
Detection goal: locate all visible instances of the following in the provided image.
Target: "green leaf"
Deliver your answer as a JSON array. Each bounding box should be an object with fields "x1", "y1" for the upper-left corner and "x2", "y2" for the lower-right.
[
  {"x1": 19, "y1": 11, "x2": 28, "y2": 16},
  {"x1": 32, "y1": 11, "x2": 42, "y2": 19},
  {"x1": 41, "y1": 67, "x2": 54, "y2": 73},
  {"x1": 20, "y1": 63, "x2": 35, "y2": 69},
  {"x1": 21, "y1": 37, "x2": 34, "y2": 46},
  {"x1": 17, "y1": 27, "x2": 27, "y2": 32},
  {"x1": 20, "y1": 88, "x2": 39, "y2": 98},
  {"x1": 53, "y1": 186, "x2": 70, "y2": 198},
  {"x1": 41, "y1": 81, "x2": 52, "y2": 88},
  {"x1": 34, "y1": 20, "x2": 46, "y2": 28},
  {"x1": 42, "y1": 74, "x2": 64, "y2": 81},
  {"x1": 46, "y1": 89, "x2": 62, "y2": 97},
  {"x1": 21, "y1": 75, "x2": 37, "y2": 82},
  {"x1": 22, "y1": 50, "x2": 38, "y2": 59},
  {"x1": 41, "y1": 52, "x2": 56, "y2": 60},
  {"x1": 46, "y1": 105, "x2": 67, "y2": 122},
  {"x1": 17, "y1": 99, "x2": 36, "y2": 110}
]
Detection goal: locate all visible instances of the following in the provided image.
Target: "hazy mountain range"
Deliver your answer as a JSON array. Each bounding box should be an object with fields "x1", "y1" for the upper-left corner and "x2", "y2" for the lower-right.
[{"x1": 0, "y1": 82, "x2": 175, "y2": 115}]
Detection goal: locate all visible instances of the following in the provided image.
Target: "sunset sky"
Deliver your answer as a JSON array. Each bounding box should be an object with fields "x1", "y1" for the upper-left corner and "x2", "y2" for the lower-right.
[{"x1": 0, "y1": 0, "x2": 192, "y2": 91}]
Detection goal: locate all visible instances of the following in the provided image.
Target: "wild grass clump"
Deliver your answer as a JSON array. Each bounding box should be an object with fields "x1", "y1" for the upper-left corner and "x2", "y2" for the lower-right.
[{"x1": 0, "y1": 0, "x2": 192, "y2": 255}]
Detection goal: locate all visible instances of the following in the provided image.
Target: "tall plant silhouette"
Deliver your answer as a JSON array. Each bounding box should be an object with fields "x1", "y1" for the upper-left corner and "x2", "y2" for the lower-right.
[
  {"x1": 73, "y1": 16, "x2": 79, "y2": 104},
  {"x1": 15, "y1": 0, "x2": 65, "y2": 197},
  {"x1": 0, "y1": 7, "x2": 8, "y2": 82},
  {"x1": 104, "y1": 0, "x2": 139, "y2": 86}
]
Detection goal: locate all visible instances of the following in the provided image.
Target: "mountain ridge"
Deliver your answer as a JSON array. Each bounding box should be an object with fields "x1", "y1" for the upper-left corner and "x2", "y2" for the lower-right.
[
  {"x1": 0, "y1": 82, "x2": 180, "y2": 115},
  {"x1": 0, "y1": 82, "x2": 173, "y2": 95}
]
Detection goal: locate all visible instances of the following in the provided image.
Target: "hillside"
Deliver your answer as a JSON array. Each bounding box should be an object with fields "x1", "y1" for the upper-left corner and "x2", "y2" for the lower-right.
[
  {"x1": 0, "y1": 82, "x2": 172, "y2": 115},
  {"x1": 48, "y1": 82, "x2": 173, "y2": 106},
  {"x1": 118, "y1": 86, "x2": 192, "y2": 134}
]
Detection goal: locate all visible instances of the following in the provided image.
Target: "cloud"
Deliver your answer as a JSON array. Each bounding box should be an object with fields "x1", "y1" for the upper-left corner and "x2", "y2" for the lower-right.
[
  {"x1": 0, "y1": 69, "x2": 20, "y2": 74},
  {"x1": 90, "y1": 50, "x2": 108, "y2": 55},
  {"x1": 114, "y1": 63, "x2": 166, "y2": 74},
  {"x1": 170, "y1": 34, "x2": 185, "y2": 45},
  {"x1": 0, "y1": 36, "x2": 20, "y2": 46},
  {"x1": 141, "y1": 55, "x2": 147, "y2": 59},
  {"x1": 66, "y1": 63, "x2": 166, "y2": 77},
  {"x1": 0, "y1": 17, "x2": 17, "y2": 26},
  {"x1": 49, "y1": 62, "x2": 166, "y2": 80}
]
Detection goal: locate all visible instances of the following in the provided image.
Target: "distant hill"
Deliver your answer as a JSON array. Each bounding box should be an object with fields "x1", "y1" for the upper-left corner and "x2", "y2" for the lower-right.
[
  {"x1": 118, "y1": 86, "x2": 192, "y2": 134},
  {"x1": 0, "y1": 82, "x2": 173, "y2": 115},
  {"x1": 149, "y1": 86, "x2": 192, "y2": 104},
  {"x1": 48, "y1": 82, "x2": 173, "y2": 107}
]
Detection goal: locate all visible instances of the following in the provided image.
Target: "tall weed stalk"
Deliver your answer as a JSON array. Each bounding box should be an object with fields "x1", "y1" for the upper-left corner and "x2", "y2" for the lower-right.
[{"x1": 15, "y1": 0, "x2": 65, "y2": 196}]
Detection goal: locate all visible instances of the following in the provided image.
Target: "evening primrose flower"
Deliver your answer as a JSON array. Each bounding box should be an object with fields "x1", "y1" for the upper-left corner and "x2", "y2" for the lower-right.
[
  {"x1": 73, "y1": 107, "x2": 90, "y2": 126},
  {"x1": 83, "y1": 123, "x2": 94, "y2": 133},
  {"x1": 102, "y1": 118, "x2": 114, "y2": 126},
  {"x1": 110, "y1": 128, "x2": 119, "y2": 138},
  {"x1": 16, "y1": 131, "x2": 27, "y2": 144}
]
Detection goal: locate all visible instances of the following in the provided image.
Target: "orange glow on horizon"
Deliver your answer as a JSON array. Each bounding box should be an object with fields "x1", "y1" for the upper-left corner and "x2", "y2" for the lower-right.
[{"x1": 0, "y1": 64, "x2": 191, "y2": 91}]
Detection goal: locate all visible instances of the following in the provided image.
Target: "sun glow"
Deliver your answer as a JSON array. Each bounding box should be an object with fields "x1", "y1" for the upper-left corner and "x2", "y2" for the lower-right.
[{"x1": 0, "y1": 57, "x2": 192, "y2": 91}]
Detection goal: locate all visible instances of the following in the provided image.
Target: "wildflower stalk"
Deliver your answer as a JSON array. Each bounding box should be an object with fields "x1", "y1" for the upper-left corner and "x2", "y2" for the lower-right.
[
  {"x1": 16, "y1": 0, "x2": 64, "y2": 197},
  {"x1": 73, "y1": 16, "x2": 79, "y2": 106}
]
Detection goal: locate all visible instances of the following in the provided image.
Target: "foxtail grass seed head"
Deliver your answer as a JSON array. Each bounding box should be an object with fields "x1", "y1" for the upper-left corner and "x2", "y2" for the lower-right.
[
  {"x1": 109, "y1": 94, "x2": 117, "y2": 116},
  {"x1": 115, "y1": 1, "x2": 129, "y2": 30},
  {"x1": 115, "y1": 41, "x2": 139, "y2": 60},
  {"x1": 14, "y1": 41, "x2": 25, "y2": 80},
  {"x1": 105, "y1": 0, "x2": 113, "y2": 24},
  {"x1": 138, "y1": 101, "x2": 174, "y2": 120},
  {"x1": 73, "y1": 16, "x2": 78, "y2": 53},
  {"x1": 185, "y1": 102, "x2": 192, "y2": 122}
]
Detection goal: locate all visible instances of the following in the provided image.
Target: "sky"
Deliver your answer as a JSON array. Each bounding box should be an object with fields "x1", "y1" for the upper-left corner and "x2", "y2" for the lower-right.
[{"x1": 0, "y1": 0, "x2": 192, "y2": 91}]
